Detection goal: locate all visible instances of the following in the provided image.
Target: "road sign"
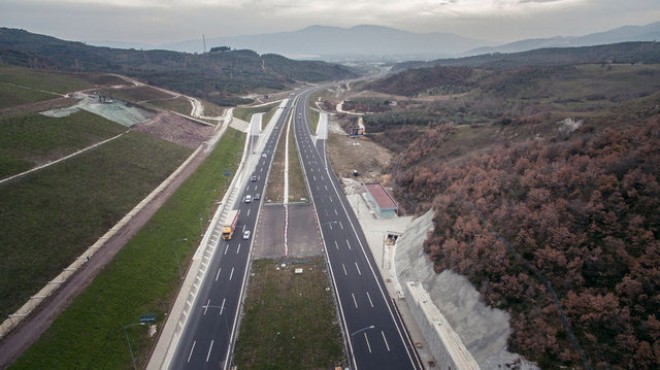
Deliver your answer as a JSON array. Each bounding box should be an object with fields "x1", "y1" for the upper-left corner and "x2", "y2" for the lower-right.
[{"x1": 140, "y1": 314, "x2": 156, "y2": 323}]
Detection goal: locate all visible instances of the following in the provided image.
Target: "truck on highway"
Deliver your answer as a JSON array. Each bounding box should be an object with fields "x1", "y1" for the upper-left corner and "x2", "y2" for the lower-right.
[{"x1": 221, "y1": 209, "x2": 240, "y2": 240}]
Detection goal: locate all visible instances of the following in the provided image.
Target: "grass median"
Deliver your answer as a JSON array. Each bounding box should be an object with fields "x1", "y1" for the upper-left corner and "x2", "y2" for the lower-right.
[
  {"x1": 234, "y1": 257, "x2": 345, "y2": 370},
  {"x1": 287, "y1": 124, "x2": 308, "y2": 203},
  {"x1": 10, "y1": 128, "x2": 245, "y2": 370}
]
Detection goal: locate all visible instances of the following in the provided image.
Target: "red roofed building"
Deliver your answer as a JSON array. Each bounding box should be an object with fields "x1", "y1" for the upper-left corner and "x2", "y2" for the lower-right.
[{"x1": 363, "y1": 182, "x2": 398, "y2": 218}]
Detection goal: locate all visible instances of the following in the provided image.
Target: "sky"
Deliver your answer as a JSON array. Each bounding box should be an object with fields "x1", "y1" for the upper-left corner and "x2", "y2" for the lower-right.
[{"x1": 1, "y1": 0, "x2": 659, "y2": 45}]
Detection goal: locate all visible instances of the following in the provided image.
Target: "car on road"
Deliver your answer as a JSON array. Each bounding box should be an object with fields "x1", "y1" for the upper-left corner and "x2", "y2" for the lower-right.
[
  {"x1": 243, "y1": 230, "x2": 251, "y2": 239},
  {"x1": 244, "y1": 194, "x2": 252, "y2": 203},
  {"x1": 251, "y1": 175, "x2": 257, "y2": 182},
  {"x1": 254, "y1": 193, "x2": 261, "y2": 200}
]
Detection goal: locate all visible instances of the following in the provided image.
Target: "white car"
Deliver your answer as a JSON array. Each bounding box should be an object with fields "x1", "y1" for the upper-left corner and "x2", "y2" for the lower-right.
[
  {"x1": 243, "y1": 230, "x2": 251, "y2": 239},
  {"x1": 244, "y1": 194, "x2": 252, "y2": 203}
]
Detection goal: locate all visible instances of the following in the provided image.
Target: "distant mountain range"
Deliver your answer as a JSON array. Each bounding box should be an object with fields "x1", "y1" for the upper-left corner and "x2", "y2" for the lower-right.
[
  {"x1": 468, "y1": 21, "x2": 660, "y2": 55},
  {"x1": 91, "y1": 22, "x2": 660, "y2": 62},
  {"x1": 161, "y1": 25, "x2": 491, "y2": 61}
]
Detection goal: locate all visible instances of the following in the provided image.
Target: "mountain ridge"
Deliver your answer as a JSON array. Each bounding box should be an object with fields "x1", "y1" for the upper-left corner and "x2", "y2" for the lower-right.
[
  {"x1": 88, "y1": 22, "x2": 660, "y2": 62},
  {"x1": 468, "y1": 21, "x2": 660, "y2": 55},
  {"x1": 158, "y1": 24, "x2": 490, "y2": 61},
  {"x1": 0, "y1": 27, "x2": 358, "y2": 105}
]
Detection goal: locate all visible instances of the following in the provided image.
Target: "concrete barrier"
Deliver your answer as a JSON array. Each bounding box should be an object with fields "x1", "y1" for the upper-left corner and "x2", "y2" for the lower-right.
[
  {"x1": 148, "y1": 100, "x2": 288, "y2": 369},
  {"x1": 405, "y1": 281, "x2": 480, "y2": 370}
]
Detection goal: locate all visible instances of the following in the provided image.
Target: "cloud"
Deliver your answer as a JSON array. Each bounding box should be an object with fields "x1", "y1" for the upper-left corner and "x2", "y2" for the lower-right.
[
  {"x1": 28, "y1": 0, "x2": 586, "y2": 13},
  {"x1": 1, "y1": 0, "x2": 659, "y2": 44}
]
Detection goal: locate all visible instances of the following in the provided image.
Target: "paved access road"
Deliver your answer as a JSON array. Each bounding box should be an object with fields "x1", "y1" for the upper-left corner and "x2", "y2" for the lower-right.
[
  {"x1": 292, "y1": 88, "x2": 421, "y2": 370},
  {"x1": 169, "y1": 100, "x2": 290, "y2": 369}
]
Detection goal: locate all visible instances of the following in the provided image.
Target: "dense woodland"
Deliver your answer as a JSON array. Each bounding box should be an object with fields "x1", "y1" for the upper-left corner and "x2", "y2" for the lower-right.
[
  {"x1": 391, "y1": 102, "x2": 660, "y2": 368},
  {"x1": 394, "y1": 41, "x2": 660, "y2": 71},
  {"x1": 340, "y1": 54, "x2": 660, "y2": 369}
]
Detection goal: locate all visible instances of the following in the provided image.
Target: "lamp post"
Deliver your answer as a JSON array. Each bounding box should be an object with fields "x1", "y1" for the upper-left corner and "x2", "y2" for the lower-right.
[
  {"x1": 350, "y1": 324, "x2": 375, "y2": 337},
  {"x1": 123, "y1": 322, "x2": 145, "y2": 370}
]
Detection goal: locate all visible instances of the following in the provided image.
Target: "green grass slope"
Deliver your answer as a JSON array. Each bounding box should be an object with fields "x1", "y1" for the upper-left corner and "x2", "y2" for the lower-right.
[
  {"x1": 9, "y1": 129, "x2": 244, "y2": 370},
  {"x1": 0, "y1": 111, "x2": 127, "y2": 178},
  {"x1": 0, "y1": 131, "x2": 192, "y2": 319}
]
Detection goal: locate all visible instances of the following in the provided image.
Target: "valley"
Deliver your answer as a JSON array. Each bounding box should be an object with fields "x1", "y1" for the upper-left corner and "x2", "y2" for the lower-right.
[{"x1": 0, "y1": 23, "x2": 658, "y2": 370}]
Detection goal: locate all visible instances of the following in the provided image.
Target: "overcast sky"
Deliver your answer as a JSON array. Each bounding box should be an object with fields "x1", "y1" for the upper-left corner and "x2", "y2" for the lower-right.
[{"x1": 1, "y1": 0, "x2": 659, "y2": 45}]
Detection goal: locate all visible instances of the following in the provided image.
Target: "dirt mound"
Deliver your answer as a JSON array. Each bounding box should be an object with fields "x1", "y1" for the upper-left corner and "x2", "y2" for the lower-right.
[{"x1": 132, "y1": 111, "x2": 214, "y2": 148}]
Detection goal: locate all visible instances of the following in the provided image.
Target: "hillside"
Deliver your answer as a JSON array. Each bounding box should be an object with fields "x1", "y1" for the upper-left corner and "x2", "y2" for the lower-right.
[
  {"x1": 394, "y1": 42, "x2": 660, "y2": 71},
  {"x1": 0, "y1": 64, "x2": 214, "y2": 327},
  {"x1": 0, "y1": 28, "x2": 358, "y2": 105},
  {"x1": 333, "y1": 61, "x2": 660, "y2": 369},
  {"x1": 397, "y1": 103, "x2": 659, "y2": 370}
]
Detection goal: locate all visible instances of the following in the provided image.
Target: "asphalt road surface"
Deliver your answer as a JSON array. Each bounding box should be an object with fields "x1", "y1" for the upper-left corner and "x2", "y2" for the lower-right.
[
  {"x1": 292, "y1": 88, "x2": 421, "y2": 370},
  {"x1": 169, "y1": 87, "x2": 421, "y2": 370},
  {"x1": 169, "y1": 100, "x2": 290, "y2": 369}
]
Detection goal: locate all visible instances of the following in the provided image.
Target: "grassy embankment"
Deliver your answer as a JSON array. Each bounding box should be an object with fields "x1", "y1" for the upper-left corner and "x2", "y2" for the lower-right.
[
  {"x1": 0, "y1": 111, "x2": 127, "y2": 178},
  {"x1": 148, "y1": 97, "x2": 193, "y2": 115},
  {"x1": 10, "y1": 128, "x2": 245, "y2": 370},
  {"x1": 234, "y1": 258, "x2": 345, "y2": 370},
  {"x1": 0, "y1": 113, "x2": 188, "y2": 320},
  {"x1": 0, "y1": 65, "x2": 93, "y2": 109}
]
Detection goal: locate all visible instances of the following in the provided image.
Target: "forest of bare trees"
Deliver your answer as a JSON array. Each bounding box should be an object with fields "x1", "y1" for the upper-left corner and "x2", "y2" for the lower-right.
[{"x1": 394, "y1": 114, "x2": 659, "y2": 368}]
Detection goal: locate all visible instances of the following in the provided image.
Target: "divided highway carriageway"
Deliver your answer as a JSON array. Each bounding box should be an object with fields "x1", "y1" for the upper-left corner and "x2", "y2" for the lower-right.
[
  {"x1": 292, "y1": 88, "x2": 421, "y2": 370},
  {"x1": 163, "y1": 87, "x2": 421, "y2": 370}
]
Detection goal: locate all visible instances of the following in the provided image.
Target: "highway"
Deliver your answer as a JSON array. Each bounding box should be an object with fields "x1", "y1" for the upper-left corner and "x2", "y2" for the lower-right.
[
  {"x1": 168, "y1": 87, "x2": 419, "y2": 369},
  {"x1": 292, "y1": 88, "x2": 420, "y2": 370},
  {"x1": 168, "y1": 99, "x2": 289, "y2": 369}
]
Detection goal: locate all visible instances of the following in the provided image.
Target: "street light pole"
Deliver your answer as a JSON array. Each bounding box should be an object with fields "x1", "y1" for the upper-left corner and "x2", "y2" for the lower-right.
[
  {"x1": 350, "y1": 324, "x2": 375, "y2": 337},
  {"x1": 123, "y1": 323, "x2": 145, "y2": 370}
]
